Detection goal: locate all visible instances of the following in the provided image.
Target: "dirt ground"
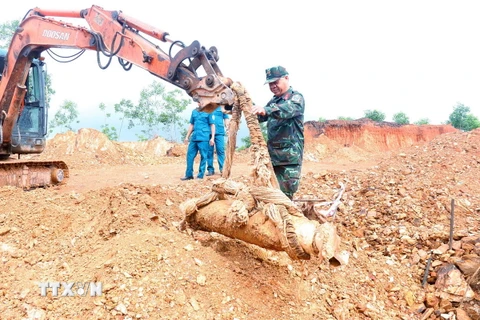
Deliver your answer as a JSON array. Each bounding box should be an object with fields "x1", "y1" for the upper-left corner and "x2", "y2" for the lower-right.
[{"x1": 0, "y1": 123, "x2": 479, "y2": 320}]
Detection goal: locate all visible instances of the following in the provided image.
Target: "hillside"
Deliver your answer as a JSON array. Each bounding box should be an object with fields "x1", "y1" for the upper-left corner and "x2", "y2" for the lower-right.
[{"x1": 0, "y1": 121, "x2": 478, "y2": 320}]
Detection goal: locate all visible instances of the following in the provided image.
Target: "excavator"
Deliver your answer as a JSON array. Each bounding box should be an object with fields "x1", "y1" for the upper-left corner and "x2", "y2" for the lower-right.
[{"x1": 0, "y1": 5, "x2": 234, "y2": 189}]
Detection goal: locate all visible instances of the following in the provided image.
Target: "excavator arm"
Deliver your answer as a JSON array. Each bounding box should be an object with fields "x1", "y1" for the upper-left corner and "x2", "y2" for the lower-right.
[
  {"x1": 0, "y1": 5, "x2": 234, "y2": 188},
  {"x1": 0, "y1": 5, "x2": 233, "y2": 147}
]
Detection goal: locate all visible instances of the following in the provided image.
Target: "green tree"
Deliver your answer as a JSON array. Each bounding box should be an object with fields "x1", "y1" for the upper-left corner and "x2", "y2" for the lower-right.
[
  {"x1": 447, "y1": 103, "x2": 480, "y2": 131},
  {"x1": 238, "y1": 122, "x2": 267, "y2": 150},
  {"x1": 392, "y1": 112, "x2": 410, "y2": 125},
  {"x1": 463, "y1": 114, "x2": 480, "y2": 131},
  {"x1": 49, "y1": 100, "x2": 79, "y2": 133},
  {"x1": 0, "y1": 20, "x2": 19, "y2": 48},
  {"x1": 364, "y1": 109, "x2": 386, "y2": 122},
  {"x1": 414, "y1": 118, "x2": 430, "y2": 125},
  {"x1": 116, "y1": 81, "x2": 189, "y2": 141},
  {"x1": 338, "y1": 116, "x2": 353, "y2": 121},
  {"x1": 159, "y1": 86, "x2": 190, "y2": 141},
  {"x1": 113, "y1": 98, "x2": 134, "y2": 140},
  {"x1": 318, "y1": 117, "x2": 327, "y2": 122},
  {"x1": 98, "y1": 102, "x2": 119, "y2": 140}
]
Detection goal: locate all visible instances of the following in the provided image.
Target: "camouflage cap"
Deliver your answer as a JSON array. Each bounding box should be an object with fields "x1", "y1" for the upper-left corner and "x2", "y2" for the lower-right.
[{"x1": 265, "y1": 66, "x2": 288, "y2": 84}]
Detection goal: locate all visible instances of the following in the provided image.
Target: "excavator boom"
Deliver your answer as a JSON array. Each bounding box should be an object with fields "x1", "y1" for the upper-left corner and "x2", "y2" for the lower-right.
[{"x1": 0, "y1": 5, "x2": 234, "y2": 189}]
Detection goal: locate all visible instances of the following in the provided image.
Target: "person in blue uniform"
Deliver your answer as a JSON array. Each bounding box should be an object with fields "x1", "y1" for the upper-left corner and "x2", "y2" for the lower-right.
[
  {"x1": 206, "y1": 106, "x2": 230, "y2": 176},
  {"x1": 181, "y1": 109, "x2": 215, "y2": 180}
]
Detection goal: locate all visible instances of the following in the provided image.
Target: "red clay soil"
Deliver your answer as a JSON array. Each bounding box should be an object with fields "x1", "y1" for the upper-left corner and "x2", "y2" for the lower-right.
[
  {"x1": 305, "y1": 119, "x2": 458, "y2": 152},
  {"x1": 0, "y1": 121, "x2": 478, "y2": 320}
]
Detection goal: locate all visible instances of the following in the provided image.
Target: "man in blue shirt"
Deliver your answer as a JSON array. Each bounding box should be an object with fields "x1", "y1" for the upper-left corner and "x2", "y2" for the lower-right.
[
  {"x1": 181, "y1": 109, "x2": 215, "y2": 180},
  {"x1": 206, "y1": 106, "x2": 230, "y2": 176}
]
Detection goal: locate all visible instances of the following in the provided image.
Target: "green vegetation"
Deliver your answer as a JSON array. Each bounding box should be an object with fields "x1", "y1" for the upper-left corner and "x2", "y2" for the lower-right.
[
  {"x1": 99, "y1": 102, "x2": 119, "y2": 141},
  {"x1": 414, "y1": 118, "x2": 430, "y2": 125},
  {"x1": 447, "y1": 103, "x2": 480, "y2": 131},
  {"x1": 238, "y1": 122, "x2": 268, "y2": 150},
  {"x1": 0, "y1": 20, "x2": 18, "y2": 47},
  {"x1": 49, "y1": 100, "x2": 79, "y2": 133},
  {"x1": 392, "y1": 112, "x2": 410, "y2": 125},
  {"x1": 112, "y1": 81, "x2": 189, "y2": 141},
  {"x1": 364, "y1": 109, "x2": 386, "y2": 122}
]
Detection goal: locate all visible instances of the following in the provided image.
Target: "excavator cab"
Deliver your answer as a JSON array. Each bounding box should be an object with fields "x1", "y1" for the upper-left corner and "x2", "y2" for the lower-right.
[
  {"x1": 0, "y1": 49, "x2": 48, "y2": 157},
  {"x1": 11, "y1": 57, "x2": 48, "y2": 155}
]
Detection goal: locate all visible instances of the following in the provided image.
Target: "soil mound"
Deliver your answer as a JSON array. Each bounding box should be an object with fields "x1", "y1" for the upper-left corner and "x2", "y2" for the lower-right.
[{"x1": 38, "y1": 128, "x2": 177, "y2": 168}]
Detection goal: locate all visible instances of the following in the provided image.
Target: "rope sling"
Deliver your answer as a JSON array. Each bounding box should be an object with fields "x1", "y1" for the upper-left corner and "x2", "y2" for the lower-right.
[{"x1": 179, "y1": 82, "x2": 341, "y2": 261}]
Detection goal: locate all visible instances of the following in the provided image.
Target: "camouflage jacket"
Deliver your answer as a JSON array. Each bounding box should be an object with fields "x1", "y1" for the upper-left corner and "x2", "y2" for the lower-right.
[{"x1": 258, "y1": 87, "x2": 305, "y2": 166}]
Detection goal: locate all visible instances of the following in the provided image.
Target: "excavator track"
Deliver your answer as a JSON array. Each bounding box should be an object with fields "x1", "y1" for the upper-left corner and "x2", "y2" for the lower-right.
[{"x1": 0, "y1": 160, "x2": 69, "y2": 189}]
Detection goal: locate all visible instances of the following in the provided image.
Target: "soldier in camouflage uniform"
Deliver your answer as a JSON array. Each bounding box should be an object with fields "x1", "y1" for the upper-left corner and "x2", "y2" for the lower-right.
[{"x1": 251, "y1": 66, "x2": 305, "y2": 199}]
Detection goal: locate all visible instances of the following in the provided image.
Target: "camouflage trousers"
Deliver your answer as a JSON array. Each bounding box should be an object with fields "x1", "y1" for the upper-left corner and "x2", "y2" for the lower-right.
[{"x1": 273, "y1": 164, "x2": 302, "y2": 200}]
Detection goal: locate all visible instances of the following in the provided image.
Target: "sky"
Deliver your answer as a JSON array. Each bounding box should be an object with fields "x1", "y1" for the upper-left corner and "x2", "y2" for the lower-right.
[{"x1": 1, "y1": 0, "x2": 480, "y2": 141}]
